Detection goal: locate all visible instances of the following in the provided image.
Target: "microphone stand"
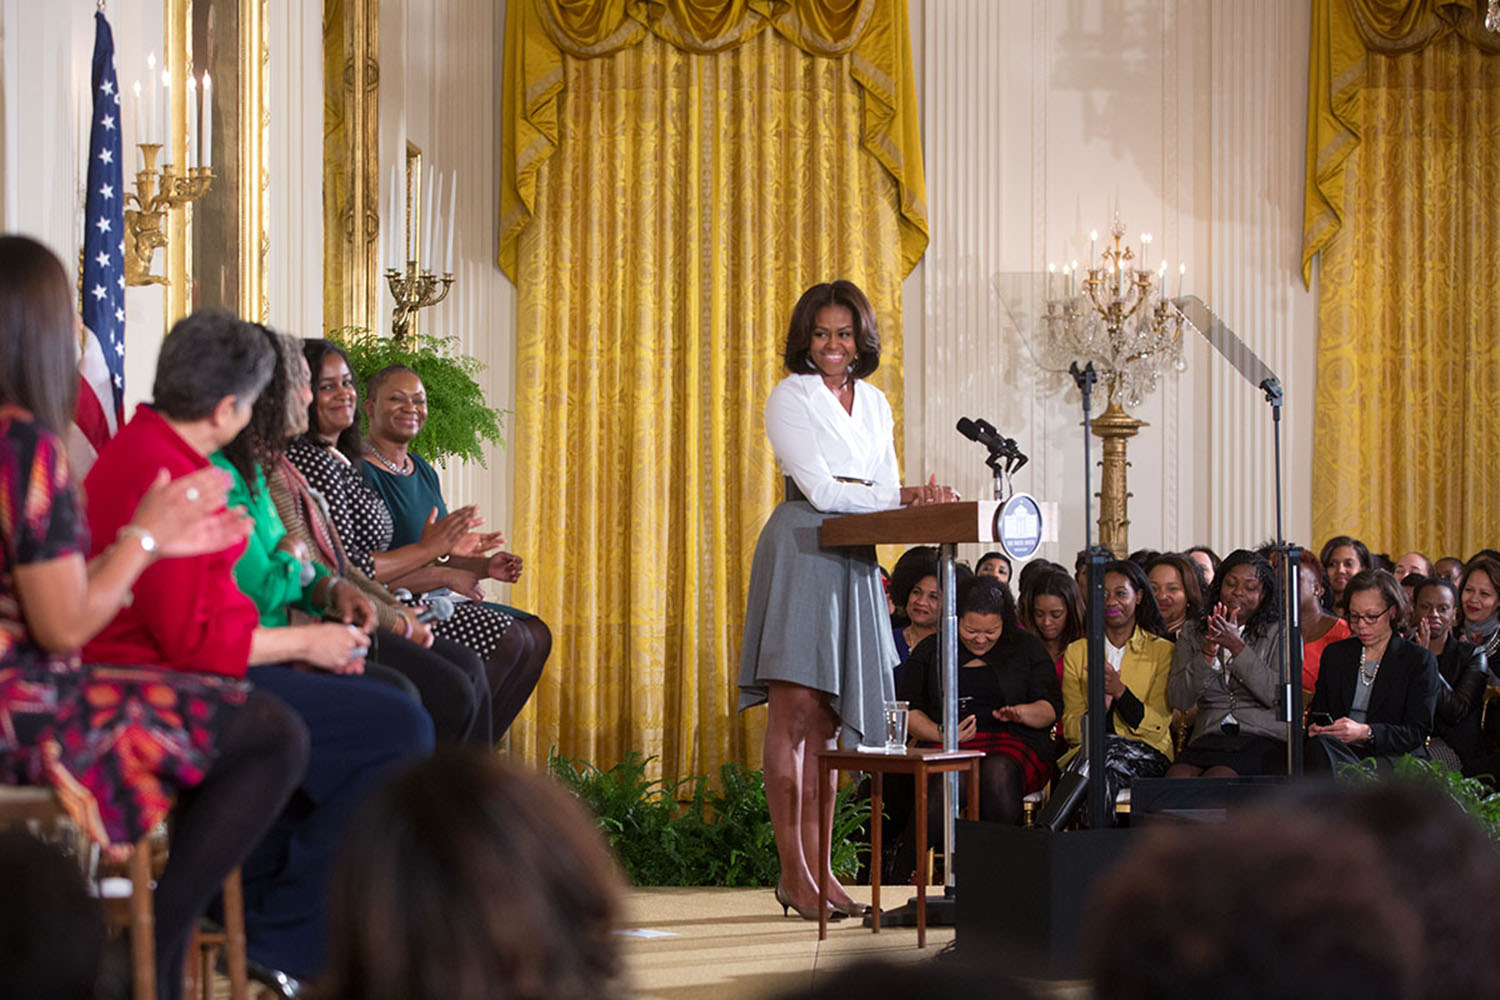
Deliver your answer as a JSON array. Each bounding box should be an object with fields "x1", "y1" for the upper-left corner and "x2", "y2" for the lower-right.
[
  {"x1": 1261, "y1": 377, "x2": 1304, "y2": 777},
  {"x1": 1069, "y1": 363, "x2": 1110, "y2": 828}
]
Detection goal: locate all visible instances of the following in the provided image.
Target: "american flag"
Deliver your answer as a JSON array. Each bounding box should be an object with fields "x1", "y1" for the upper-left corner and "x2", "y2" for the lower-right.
[{"x1": 71, "y1": 10, "x2": 126, "y2": 473}]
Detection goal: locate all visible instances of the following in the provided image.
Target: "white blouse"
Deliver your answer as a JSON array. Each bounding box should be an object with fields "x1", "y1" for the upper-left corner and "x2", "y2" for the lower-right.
[{"x1": 764, "y1": 374, "x2": 902, "y2": 514}]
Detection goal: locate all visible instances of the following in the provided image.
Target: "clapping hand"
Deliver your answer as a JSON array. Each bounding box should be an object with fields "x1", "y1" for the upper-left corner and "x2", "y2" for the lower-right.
[
  {"x1": 452, "y1": 529, "x2": 506, "y2": 558},
  {"x1": 1204, "y1": 602, "x2": 1244, "y2": 658}
]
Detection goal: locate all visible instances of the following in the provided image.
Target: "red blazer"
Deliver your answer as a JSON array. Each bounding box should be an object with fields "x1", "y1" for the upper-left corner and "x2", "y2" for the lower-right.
[{"x1": 81, "y1": 406, "x2": 258, "y2": 677}]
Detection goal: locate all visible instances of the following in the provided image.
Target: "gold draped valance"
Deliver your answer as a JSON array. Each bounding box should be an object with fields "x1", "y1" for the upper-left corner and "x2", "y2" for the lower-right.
[
  {"x1": 1301, "y1": 0, "x2": 1499, "y2": 284},
  {"x1": 499, "y1": 0, "x2": 928, "y2": 281}
]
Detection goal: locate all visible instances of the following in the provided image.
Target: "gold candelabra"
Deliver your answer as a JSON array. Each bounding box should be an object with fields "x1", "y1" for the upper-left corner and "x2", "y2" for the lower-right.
[
  {"x1": 1037, "y1": 216, "x2": 1187, "y2": 556},
  {"x1": 385, "y1": 262, "x2": 453, "y2": 341},
  {"x1": 123, "y1": 143, "x2": 213, "y2": 287}
]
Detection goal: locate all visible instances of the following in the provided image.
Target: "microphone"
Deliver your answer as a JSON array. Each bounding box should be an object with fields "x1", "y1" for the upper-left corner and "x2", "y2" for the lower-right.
[
  {"x1": 975, "y1": 418, "x2": 1028, "y2": 472},
  {"x1": 416, "y1": 594, "x2": 456, "y2": 624},
  {"x1": 956, "y1": 416, "x2": 1009, "y2": 454}
]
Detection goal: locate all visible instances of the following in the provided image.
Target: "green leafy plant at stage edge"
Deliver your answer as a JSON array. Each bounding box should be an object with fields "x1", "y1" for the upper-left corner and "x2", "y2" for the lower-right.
[
  {"x1": 328, "y1": 327, "x2": 506, "y2": 468},
  {"x1": 1337, "y1": 754, "x2": 1500, "y2": 842},
  {"x1": 547, "y1": 749, "x2": 868, "y2": 887}
]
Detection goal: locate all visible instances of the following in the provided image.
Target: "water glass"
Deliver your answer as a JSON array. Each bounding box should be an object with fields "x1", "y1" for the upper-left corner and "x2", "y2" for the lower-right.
[{"x1": 884, "y1": 700, "x2": 909, "y2": 752}]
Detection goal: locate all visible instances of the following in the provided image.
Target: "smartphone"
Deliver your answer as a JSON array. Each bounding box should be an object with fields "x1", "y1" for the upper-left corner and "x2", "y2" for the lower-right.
[
  {"x1": 957, "y1": 696, "x2": 975, "y2": 719},
  {"x1": 1308, "y1": 711, "x2": 1334, "y2": 728}
]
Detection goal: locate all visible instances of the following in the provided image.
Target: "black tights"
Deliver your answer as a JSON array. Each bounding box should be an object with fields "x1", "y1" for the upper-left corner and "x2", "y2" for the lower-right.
[
  {"x1": 485, "y1": 616, "x2": 552, "y2": 738},
  {"x1": 156, "y1": 691, "x2": 308, "y2": 1000},
  {"x1": 925, "y1": 754, "x2": 1026, "y2": 833}
]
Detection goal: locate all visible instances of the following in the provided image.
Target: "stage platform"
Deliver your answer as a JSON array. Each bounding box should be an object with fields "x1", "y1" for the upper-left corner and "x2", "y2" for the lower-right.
[{"x1": 617, "y1": 886, "x2": 1088, "y2": 999}]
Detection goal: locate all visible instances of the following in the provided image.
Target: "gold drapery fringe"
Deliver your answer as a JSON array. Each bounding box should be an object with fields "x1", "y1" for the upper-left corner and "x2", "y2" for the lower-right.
[
  {"x1": 505, "y1": 25, "x2": 909, "y2": 785},
  {"x1": 1308, "y1": 20, "x2": 1500, "y2": 556},
  {"x1": 500, "y1": 0, "x2": 927, "y2": 281}
]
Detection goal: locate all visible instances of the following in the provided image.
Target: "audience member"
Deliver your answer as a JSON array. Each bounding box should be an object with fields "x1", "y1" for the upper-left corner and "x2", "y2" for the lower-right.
[
  {"x1": 772, "y1": 957, "x2": 1033, "y2": 1000},
  {"x1": 1088, "y1": 788, "x2": 1429, "y2": 1000},
  {"x1": 1060, "y1": 560, "x2": 1175, "y2": 811},
  {"x1": 291, "y1": 341, "x2": 545, "y2": 737},
  {"x1": 1014, "y1": 556, "x2": 1060, "y2": 610},
  {"x1": 1299, "y1": 547, "x2": 1351, "y2": 696},
  {"x1": 83, "y1": 311, "x2": 434, "y2": 985},
  {"x1": 1185, "y1": 545, "x2": 1220, "y2": 588},
  {"x1": 1306, "y1": 570, "x2": 1438, "y2": 772},
  {"x1": 1320, "y1": 534, "x2": 1373, "y2": 612},
  {"x1": 976, "y1": 550, "x2": 1012, "y2": 584},
  {"x1": 1145, "y1": 553, "x2": 1204, "y2": 638},
  {"x1": 0, "y1": 829, "x2": 105, "y2": 1000},
  {"x1": 899, "y1": 576, "x2": 1060, "y2": 827},
  {"x1": 1411, "y1": 576, "x2": 1488, "y2": 773},
  {"x1": 1167, "y1": 550, "x2": 1286, "y2": 777},
  {"x1": 1126, "y1": 548, "x2": 1159, "y2": 568},
  {"x1": 887, "y1": 546, "x2": 941, "y2": 677},
  {"x1": 320, "y1": 750, "x2": 624, "y2": 1000},
  {"x1": 1394, "y1": 551, "x2": 1432, "y2": 581},
  {"x1": 221, "y1": 328, "x2": 491, "y2": 745},
  {"x1": 0, "y1": 239, "x2": 306, "y2": 1000},
  {"x1": 1434, "y1": 555, "x2": 1465, "y2": 586},
  {"x1": 1021, "y1": 568, "x2": 1085, "y2": 678},
  {"x1": 1457, "y1": 556, "x2": 1500, "y2": 664}
]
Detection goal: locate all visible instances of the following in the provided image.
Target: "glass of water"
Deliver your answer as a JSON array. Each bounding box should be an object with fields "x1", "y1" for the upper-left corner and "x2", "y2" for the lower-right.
[{"x1": 884, "y1": 700, "x2": 909, "y2": 752}]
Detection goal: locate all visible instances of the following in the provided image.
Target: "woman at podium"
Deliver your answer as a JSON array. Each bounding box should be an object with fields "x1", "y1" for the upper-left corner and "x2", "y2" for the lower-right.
[{"x1": 738, "y1": 280, "x2": 954, "y2": 922}]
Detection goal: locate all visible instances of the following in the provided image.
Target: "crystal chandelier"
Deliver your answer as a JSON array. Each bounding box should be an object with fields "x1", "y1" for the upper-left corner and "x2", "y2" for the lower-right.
[
  {"x1": 1489, "y1": 0, "x2": 1499, "y2": 33},
  {"x1": 1036, "y1": 215, "x2": 1187, "y2": 412}
]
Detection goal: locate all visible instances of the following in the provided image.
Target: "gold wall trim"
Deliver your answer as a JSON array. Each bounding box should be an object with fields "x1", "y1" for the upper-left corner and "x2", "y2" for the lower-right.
[{"x1": 323, "y1": 0, "x2": 380, "y2": 333}]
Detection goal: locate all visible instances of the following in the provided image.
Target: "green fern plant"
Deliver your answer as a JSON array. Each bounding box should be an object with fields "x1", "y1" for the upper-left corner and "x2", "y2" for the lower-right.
[
  {"x1": 1337, "y1": 754, "x2": 1500, "y2": 841},
  {"x1": 547, "y1": 749, "x2": 868, "y2": 887},
  {"x1": 328, "y1": 326, "x2": 506, "y2": 468}
]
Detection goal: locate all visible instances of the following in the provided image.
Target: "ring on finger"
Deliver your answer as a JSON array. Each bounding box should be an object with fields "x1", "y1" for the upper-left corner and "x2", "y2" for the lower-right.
[{"x1": 185, "y1": 486, "x2": 201, "y2": 502}]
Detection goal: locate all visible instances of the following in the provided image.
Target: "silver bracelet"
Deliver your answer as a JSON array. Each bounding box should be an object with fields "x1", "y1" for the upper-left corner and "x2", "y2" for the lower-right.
[{"x1": 117, "y1": 525, "x2": 157, "y2": 555}]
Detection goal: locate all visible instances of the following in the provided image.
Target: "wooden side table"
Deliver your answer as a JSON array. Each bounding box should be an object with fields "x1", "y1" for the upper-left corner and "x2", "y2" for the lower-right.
[{"x1": 816, "y1": 747, "x2": 983, "y2": 948}]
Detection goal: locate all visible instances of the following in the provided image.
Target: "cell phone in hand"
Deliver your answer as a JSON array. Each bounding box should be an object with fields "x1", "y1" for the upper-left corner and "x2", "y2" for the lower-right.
[
  {"x1": 957, "y1": 696, "x2": 975, "y2": 719},
  {"x1": 1308, "y1": 711, "x2": 1334, "y2": 728}
]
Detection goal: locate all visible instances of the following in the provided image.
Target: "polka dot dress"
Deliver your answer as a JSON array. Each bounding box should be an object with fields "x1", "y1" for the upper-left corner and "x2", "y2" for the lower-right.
[{"x1": 285, "y1": 437, "x2": 515, "y2": 659}]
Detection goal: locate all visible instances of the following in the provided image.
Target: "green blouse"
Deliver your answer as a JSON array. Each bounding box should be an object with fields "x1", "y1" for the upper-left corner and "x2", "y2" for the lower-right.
[{"x1": 212, "y1": 452, "x2": 330, "y2": 627}]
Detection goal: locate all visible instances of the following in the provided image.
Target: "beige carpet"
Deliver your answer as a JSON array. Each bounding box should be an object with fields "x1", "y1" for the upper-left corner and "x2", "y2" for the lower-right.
[{"x1": 616, "y1": 885, "x2": 949, "y2": 999}]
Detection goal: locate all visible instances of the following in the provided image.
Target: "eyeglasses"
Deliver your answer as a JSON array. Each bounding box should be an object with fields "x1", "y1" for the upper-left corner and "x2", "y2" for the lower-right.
[{"x1": 1346, "y1": 610, "x2": 1390, "y2": 625}]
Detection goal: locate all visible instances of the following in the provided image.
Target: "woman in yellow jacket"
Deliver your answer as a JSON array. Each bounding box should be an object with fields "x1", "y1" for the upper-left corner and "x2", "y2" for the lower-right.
[{"x1": 1061, "y1": 559, "x2": 1176, "y2": 812}]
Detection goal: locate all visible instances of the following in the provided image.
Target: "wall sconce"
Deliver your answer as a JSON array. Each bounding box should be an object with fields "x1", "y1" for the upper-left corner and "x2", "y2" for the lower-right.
[{"x1": 123, "y1": 142, "x2": 212, "y2": 285}]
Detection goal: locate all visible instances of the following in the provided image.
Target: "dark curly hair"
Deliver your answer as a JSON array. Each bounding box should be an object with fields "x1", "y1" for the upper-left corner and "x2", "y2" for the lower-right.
[
  {"x1": 1104, "y1": 559, "x2": 1172, "y2": 640},
  {"x1": 888, "y1": 547, "x2": 973, "y2": 625},
  {"x1": 782, "y1": 280, "x2": 881, "y2": 379},
  {"x1": 1206, "y1": 549, "x2": 1282, "y2": 644},
  {"x1": 218, "y1": 324, "x2": 297, "y2": 498}
]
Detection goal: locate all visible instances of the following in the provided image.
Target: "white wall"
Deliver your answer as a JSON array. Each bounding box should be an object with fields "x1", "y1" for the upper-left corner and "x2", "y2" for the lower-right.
[{"x1": 911, "y1": 0, "x2": 1317, "y2": 564}]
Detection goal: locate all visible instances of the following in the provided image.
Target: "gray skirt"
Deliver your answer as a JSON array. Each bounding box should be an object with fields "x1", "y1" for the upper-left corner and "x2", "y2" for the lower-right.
[{"x1": 737, "y1": 500, "x2": 897, "y2": 747}]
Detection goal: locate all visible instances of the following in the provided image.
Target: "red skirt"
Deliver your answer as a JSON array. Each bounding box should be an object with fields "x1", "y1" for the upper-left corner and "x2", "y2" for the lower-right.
[{"x1": 959, "y1": 731, "x2": 1052, "y2": 794}]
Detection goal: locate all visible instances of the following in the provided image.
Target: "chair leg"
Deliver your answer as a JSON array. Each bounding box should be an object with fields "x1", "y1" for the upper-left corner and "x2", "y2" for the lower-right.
[
  {"x1": 223, "y1": 868, "x2": 249, "y2": 1000},
  {"x1": 128, "y1": 835, "x2": 156, "y2": 1000}
]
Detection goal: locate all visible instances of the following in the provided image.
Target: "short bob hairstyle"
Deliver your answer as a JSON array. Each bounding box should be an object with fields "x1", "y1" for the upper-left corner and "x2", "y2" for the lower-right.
[
  {"x1": 152, "y1": 309, "x2": 275, "y2": 422},
  {"x1": 1457, "y1": 557, "x2": 1500, "y2": 630},
  {"x1": 1340, "y1": 568, "x2": 1408, "y2": 626},
  {"x1": 782, "y1": 280, "x2": 881, "y2": 379}
]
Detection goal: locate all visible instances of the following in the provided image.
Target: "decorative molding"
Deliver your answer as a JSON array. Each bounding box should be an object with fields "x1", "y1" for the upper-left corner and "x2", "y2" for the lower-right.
[{"x1": 322, "y1": 0, "x2": 379, "y2": 332}]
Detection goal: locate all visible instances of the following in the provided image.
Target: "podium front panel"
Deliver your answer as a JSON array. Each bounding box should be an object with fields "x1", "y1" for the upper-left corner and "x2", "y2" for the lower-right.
[{"x1": 819, "y1": 501, "x2": 1002, "y2": 547}]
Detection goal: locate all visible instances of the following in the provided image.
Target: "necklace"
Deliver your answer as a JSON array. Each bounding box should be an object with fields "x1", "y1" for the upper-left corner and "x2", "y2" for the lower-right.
[
  {"x1": 1359, "y1": 648, "x2": 1381, "y2": 684},
  {"x1": 366, "y1": 443, "x2": 412, "y2": 475}
]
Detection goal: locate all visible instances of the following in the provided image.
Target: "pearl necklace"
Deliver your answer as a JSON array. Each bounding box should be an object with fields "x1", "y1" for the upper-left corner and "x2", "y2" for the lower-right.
[
  {"x1": 365, "y1": 444, "x2": 412, "y2": 475},
  {"x1": 1359, "y1": 648, "x2": 1381, "y2": 684}
]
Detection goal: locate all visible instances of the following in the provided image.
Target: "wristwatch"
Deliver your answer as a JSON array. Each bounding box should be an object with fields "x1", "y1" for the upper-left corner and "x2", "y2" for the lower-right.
[{"x1": 118, "y1": 525, "x2": 157, "y2": 555}]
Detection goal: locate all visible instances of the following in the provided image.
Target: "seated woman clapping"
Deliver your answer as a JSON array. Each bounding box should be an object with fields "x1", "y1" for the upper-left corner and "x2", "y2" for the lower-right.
[
  {"x1": 1306, "y1": 570, "x2": 1439, "y2": 772},
  {"x1": 1061, "y1": 560, "x2": 1175, "y2": 809},
  {"x1": 289, "y1": 344, "x2": 544, "y2": 737},
  {"x1": 217, "y1": 326, "x2": 493, "y2": 746},
  {"x1": 1166, "y1": 549, "x2": 1287, "y2": 778},
  {"x1": 899, "y1": 576, "x2": 1061, "y2": 827},
  {"x1": 1412, "y1": 576, "x2": 1488, "y2": 773}
]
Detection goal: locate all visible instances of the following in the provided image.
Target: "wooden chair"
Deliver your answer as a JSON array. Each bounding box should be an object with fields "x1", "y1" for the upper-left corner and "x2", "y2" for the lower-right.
[{"x1": 0, "y1": 785, "x2": 249, "y2": 1000}]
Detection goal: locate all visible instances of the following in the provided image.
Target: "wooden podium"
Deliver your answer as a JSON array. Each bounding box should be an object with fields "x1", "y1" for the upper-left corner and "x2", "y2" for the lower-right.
[{"x1": 819, "y1": 501, "x2": 1006, "y2": 902}]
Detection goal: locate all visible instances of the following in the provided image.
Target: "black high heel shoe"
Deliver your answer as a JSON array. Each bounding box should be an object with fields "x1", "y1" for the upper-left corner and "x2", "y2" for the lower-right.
[{"x1": 775, "y1": 882, "x2": 846, "y2": 921}]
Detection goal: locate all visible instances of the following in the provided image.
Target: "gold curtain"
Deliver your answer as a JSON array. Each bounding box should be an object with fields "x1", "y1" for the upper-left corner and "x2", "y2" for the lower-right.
[
  {"x1": 1304, "y1": 0, "x2": 1500, "y2": 557},
  {"x1": 500, "y1": 1, "x2": 927, "y2": 785}
]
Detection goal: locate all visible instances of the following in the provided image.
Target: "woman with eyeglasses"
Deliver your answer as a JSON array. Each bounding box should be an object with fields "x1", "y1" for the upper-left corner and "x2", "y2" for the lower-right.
[{"x1": 1306, "y1": 570, "x2": 1439, "y2": 772}]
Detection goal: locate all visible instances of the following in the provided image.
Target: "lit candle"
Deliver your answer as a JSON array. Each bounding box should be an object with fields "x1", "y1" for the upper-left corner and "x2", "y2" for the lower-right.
[
  {"x1": 185, "y1": 76, "x2": 197, "y2": 169},
  {"x1": 1047, "y1": 262, "x2": 1057, "y2": 299},
  {"x1": 1071, "y1": 260, "x2": 1080, "y2": 296},
  {"x1": 1140, "y1": 233, "x2": 1152, "y2": 271},
  {"x1": 1177, "y1": 262, "x2": 1186, "y2": 299},
  {"x1": 147, "y1": 54, "x2": 158, "y2": 144},
  {"x1": 160, "y1": 69, "x2": 171, "y2": 166},
  {"x1": 1089, "y1": 229, "x2": 1098, "y2": 266},
  {"x1": 443, "y1": 170, "x2": 456, "y2": 273},
  {"x1": 201, "y1": 73, "x2": 212, "y2": 168}
]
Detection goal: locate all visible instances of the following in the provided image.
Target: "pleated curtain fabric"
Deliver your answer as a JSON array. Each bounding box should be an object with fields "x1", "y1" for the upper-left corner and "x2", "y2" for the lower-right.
[
  {"x1": 1303, "y1": 0, "x2": 1500, "y2": 558},
  {"x1": 499, "y1": 0, "x2": 927, "y2": 785}
]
